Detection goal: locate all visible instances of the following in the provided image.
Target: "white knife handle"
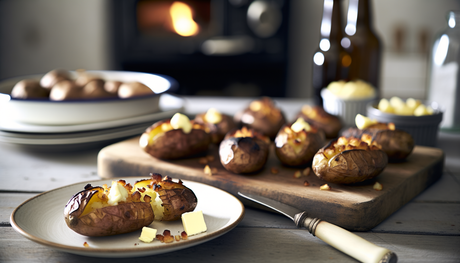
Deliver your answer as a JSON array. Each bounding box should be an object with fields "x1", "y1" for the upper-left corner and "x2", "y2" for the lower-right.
[{"x1": 296, "y1": 213, "x2": 397, "y2": 263}]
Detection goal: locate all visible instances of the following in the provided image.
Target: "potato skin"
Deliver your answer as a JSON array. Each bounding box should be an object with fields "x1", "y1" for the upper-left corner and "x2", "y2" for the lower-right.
[
  {"x1": 140, "y1": 120, "x2": 211, "y2": 159},
  {"x1": 342, "y1": 127, "x2": 415, "y2": 161},
  {"x1": 297, "y1": 105, "x2": 342, "y2": 138},
  {"x1": 234, "y1": 97, "x2": 286, "y2": 139},
  {"x1": 274, "y1": 124, "x2": 325, "y2": 166},
  {"x1": 151, "y1": 174, "x2": 198, "y2": 221},
  {"x1": 312, "y1": 141, "x2": 388, "y2": 184},
  {"x1": 219, "y1": 129, "x2": 270, "y2": 174},
  {"x1": 64, "y1": 186, "x2": 154, "y2": 237},
  {"x1": 10, "y1": 79, "x2": 49, "y2": 99},
  {"x1": 194, "y1": 112, "x2": 236, "y2": 144}
]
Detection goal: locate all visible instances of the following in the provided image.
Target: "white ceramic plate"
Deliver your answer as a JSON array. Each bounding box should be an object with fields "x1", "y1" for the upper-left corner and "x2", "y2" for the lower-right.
[
  {"x1": 10, "y1": 178, "x2": 245, "y2": 258},
  {"x1": 0, "y1": 94, "x2": 184, "y2": 134},
  {"x1": 0, "y1": 71, "x2": 178, "y2": 125}
]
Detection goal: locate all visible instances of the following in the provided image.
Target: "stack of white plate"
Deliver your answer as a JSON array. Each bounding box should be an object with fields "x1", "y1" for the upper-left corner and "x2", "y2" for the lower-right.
[{"x1": 0, "y1": 71, "x2": 183, "y2": 151}]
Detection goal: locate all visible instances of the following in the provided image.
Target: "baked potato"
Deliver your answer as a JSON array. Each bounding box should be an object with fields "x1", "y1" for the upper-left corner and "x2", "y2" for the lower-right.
[
  {"x1": 312, "y1": 136, "x2": 388, "y2": 184},
  {"x1": 275, "y1": 118, "x2": 325, "y2": 166},
  {"x1": 194, "y1": 108, "x2": 237, "y2": 144},
  {"x1": 140, "y1": 113, "x2": 212, "y2": 159},
  {"x1": 341, "y1": 114, "x2": 415, "y2": 161},
  {"x1": 234, "y1": 97, "x2": 286, "y2": 139},
  {"x1": 219, "y1": 127, "x2": 271, "y2": 174},
  {"x1": 296, "y1": 104, "x2": 343, "y2": 138},
  {"x1": 64, "y1": 173, "x2": 197, "y2": 237}
]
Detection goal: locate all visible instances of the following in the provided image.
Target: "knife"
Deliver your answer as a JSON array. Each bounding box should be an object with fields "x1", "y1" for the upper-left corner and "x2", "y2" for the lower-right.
[{"x1": 238, "y1": 192, "x2": 397, "y2": 263}]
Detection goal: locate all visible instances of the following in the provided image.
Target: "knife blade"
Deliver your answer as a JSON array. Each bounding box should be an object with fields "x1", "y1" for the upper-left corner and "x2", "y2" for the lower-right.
[{"x1": 238, "y1": 192, "x2": 397, "y2": 263}]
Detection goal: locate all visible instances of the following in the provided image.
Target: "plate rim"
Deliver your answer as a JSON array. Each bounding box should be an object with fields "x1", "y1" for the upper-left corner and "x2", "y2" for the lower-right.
[{"x1": 9, "y1": 177, "x2": 245, "y2": 257}]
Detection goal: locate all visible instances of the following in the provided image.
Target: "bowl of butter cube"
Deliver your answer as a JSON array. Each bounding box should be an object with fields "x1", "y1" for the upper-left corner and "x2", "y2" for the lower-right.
[
  {"x1": 367, "y1": 97, "x2": 443, "y2": 147},
  {"x1": 321, "y1": 80, "x2": 377, "y2": 126}
]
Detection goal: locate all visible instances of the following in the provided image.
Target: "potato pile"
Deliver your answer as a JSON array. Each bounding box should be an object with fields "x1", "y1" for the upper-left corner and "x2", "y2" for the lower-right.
[
  {"x1": 378, "y1": 97, "x2": 433, "y2": 116},
  {"x1": 140, "y1": 96, "x2": 412, "y2": 185},
  {"x1": 10, "y1": 69, "x2": 154, "y2": 101}
]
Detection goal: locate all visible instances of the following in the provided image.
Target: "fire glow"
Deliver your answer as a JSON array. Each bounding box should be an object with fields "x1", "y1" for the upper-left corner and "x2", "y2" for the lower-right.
[{"x1": 170, "y1": 2, "x2": 199, "y2": 37}]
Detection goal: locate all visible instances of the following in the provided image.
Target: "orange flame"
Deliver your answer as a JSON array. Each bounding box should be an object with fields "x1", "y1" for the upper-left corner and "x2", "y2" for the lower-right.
[{"x1": 170, "y1": 2, "x2": 199, "y2": 37}]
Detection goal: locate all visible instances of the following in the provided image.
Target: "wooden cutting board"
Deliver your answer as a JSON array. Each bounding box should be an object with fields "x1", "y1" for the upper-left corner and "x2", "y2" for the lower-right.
[{"x1": 97, "y1": 136, "x2": 444, "y2": 231}]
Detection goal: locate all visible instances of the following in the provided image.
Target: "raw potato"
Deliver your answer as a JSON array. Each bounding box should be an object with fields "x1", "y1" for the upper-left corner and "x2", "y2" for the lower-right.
[
  {"x1": 49, "y1": 80, "x2": 82, "y2": 101},
  {"x1": 194, "y1": 108, "x2": 237, "y2": 144},
  {"x1": 219, "y1": 127, "x2": 271, "y2": 174},
  {"x1": 312, "y1": 136, "x2": 388, "y2": 184},
  {"x1": 10, "y1": 79, "x2": 49, "y2": 99},
  {"x1": 234, "y1": 97, "x2": 286, "y2": 139},
  {"x1": 13, "y1": 69, "x2": 159, "y2": 101},
  {"x1": 139, "y1": 116, "x2": 212, "y2": 159},
  {"x1": 40, "y1": 69, "x2": 71, "y2": 89},
  {"x1": 64, "y1": 173, "x2": 197, "y2": 236},
  {"x1": 118, "y1": 82, "x2": 154, "y2": 98},
  {"x1": 82, "y1": 79, "x2": 117, "y2": 99},
  {"x1": 274, "y1": 121, "x2": 325, "y2": 166},
  {"x1": 297, "y1": 105, "x2": 343, "y2": 138}
]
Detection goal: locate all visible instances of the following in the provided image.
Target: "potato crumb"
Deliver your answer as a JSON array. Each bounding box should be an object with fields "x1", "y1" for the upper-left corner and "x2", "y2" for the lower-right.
[
  {"x1": 175, "y1": 235, "x2": 181, "y2": 241},
  {"x1": 83, "y1": 242, "x2": 89, "y2": 247},
  {"x1": 302, "y1": 167, "x2": 311, "y2": 176},
  {"x1": 271, "y1": 167, "x2": 279, "y2": 174},
  {"x1": 304, "y1": 181, "x2": 309, "y2": 186},
  {"x1": 206, "y1": 155, "x2": 215, "y2": 162},
  {"x1": 199, "y1": 157, "x2": 208, "y2": 164},
  {"x1": 294, "y1": 170, "x2": 302, "y2": 178},
  {"x1": 156, "y1": 234, "x2": 164, "y2": 243},
  {"x1": 211, "y1": 167, "x2": 218, "y2": 174},
  {"x1": 181, "y1": 231, "x2": 188, "y2": 240},
  {"x1": 320, "y1": 184, "x2": 331, "y2": 190},
  {"x1": 373, "y1": 182, "x2": 383, "y2": 191},
  {"x1": 204, "y1": 165, "x2": 212, "y2": 175}
]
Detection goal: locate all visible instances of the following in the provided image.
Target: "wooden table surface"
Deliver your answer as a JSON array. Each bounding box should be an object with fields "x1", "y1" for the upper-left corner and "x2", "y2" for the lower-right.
[{"x1": 1, "y1": 97, "x2": 459, "y2": 263}]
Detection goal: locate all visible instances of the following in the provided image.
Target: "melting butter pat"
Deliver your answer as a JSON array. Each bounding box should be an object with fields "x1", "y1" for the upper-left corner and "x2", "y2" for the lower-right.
[
  {"x1": 204, "y1": 108, "x2": 222, "y2": 124},
  {"x1": 181, "y1": 210, "x2": 207, "y2": 236},
  {"x1": 107, "y1": 181, "x2": 128, "y2": 206},
  {"x1": 170, "y1": 113, "x2": 192, "y2": 133},
  {"x1": 355, "y1": 114, "x2": 377, "y2": 130},
  {"x1": 139, "y1": 227, "x2": 157, "y2": 243},
  {"x1": 291, "y1": 117, "x2": 311, "y2": 132}
]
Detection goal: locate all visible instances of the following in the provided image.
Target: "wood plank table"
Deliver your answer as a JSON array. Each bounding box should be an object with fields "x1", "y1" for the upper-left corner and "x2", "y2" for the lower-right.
[{"x1": 1, "y1": 97, "x2": 460, "y2": 263}]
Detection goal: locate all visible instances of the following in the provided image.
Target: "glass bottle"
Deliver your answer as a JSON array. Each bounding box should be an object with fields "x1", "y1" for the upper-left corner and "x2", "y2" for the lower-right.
[
  {"x1": 343, "y1": 0, "x2": 382, "y2": 96},
  {"x1": 427, "y1": 11, "x2": 460, "y2": 131},
  {"x1": 312, "y1": 0, "x2": 352, "y2": 106}
]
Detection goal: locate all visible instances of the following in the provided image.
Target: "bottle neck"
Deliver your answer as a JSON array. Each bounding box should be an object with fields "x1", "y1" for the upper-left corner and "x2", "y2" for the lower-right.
[
  {"x1": 345, "y1": 0, "x2": 374, "y2": 35},
  {"x1": 320, "y1": 0, "x2": 344, "y2": 41}
]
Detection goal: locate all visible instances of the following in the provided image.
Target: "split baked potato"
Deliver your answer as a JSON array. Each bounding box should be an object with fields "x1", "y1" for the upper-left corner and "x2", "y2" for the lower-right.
[
  {"x1": 342, "y1": 114, "x2": 415, "y2": 161},
  {"x1": 296, "y1": 105, "x2": 343, "y2": 138},
  {"x1": 312, "y1": 136, "x2": 388, "y2": 184},
  {"x1": 140, "y1": 113, "x2": 212, "y2": 159},
  {"x1": 234, "y1": 97, "x2": 286, "y2": 139},
  {"x1": 194, "y1": 108, "x2": 237, "y2": 144},
  {"x1": 64, "y1": 173, "x2": 197, "y2": 237},
  {"x1": 219, "y1": 127, "x2": 271, "y2": 174},
  {"x1": 275, "y1": 117, "x2": 325, "y2": 166}
]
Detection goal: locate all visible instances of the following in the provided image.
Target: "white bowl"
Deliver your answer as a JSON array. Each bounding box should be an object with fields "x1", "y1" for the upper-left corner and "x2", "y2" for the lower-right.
[
  {"x1": 0, "y1": 71, "x2": 178, "y2": 125},
  {"x1": 321, "y1": 88, "x2": 377, "y2": 126},
  {"x1": 367, "y1": 101, "x2": 443, "y2": 147}
]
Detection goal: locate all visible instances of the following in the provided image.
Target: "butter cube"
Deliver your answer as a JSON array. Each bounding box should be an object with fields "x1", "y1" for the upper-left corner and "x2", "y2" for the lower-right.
[
  {"x1": 181, "y1": 210, "x2": 207, "y2": 236},
  {"x1": 139, "y1": 227, "x2": 157, "y2": 243}
]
